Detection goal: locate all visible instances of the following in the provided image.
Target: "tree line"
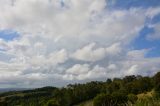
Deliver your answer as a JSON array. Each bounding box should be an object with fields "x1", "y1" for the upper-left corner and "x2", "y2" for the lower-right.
[{"x1": 0, "y1": 71, "x2": 160, "y2": 106}]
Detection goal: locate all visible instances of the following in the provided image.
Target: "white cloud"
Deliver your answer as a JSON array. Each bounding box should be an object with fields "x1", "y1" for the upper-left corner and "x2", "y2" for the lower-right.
[
  {"x1": 66, "y1": 64, "x2": 89, "y2": 75},
  {"x1": 0, "y1": 0, "x2": 159, "y2": 87},
  {"x1": 64, "y1": 64, "x2": 106, "y2": 80},
  {"x1": 146, "y1": 7, "x2": 160, "y2": 19},
  {"x1": 72, "y1": 42, "x2": 123, "y2": 62},
  {"x1": 107, "y1": 64, "x2": 117, "y2": 70},
  {"x1": 106, "y1": 43, "x2": 122, "y2": 55},
  {"x1": 126, "y1": 65, "x2": 139, "y2": 75},
  {"x1": 72, "y1": 43, "x2": 106, "y2": 62}
]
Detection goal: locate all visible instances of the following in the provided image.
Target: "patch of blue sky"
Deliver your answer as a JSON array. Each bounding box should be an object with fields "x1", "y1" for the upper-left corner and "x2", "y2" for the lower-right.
[
  {"x1": 107, "y1": 0, "x2": 160, "y2": 9},
  {"x1": 132, "y1": 25, "x2": 160, "y2": 58},
  {"x1": 0, "y1": 29, "x2": 19, "y2": 41},
  {"x1": 131, "y1": 11, "x2": 160, "y2": 58},
  {"x1": 151, "y1": 13, "x2": 160, "y2": 24}
]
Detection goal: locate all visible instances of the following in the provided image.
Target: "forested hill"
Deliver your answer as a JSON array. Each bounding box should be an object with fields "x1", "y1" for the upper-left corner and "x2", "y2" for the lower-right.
[{"x1": 0, "y1": 72, "x2": 160, "y2": 106}]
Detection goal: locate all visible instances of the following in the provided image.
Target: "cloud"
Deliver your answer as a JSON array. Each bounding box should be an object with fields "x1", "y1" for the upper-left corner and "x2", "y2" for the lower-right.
[
  {"x1": 72, "y1": 43, "x2": 122, "y2": 62},
  {"x1": 127, "y1": 49, "x2": 149, "y2": 59},
  {"x1": 146, "y1": 7, "x2": 160, "y2": 19},
  {"x1": 147, "y1": 23, "x2": 160, "y2": 40},
  {"x1": 0, "y1": 0, "x2": 160, "y2": 87},
  {"x1": 0, "y1": 39, "x2": 9, "y2": 50},
  {"x1": 64, "y1": 64, "x2": 106, "y2": 80},
  {"x1": 72, "y1": 43, "x2": 106, "y2": 62},
  {"x1": 66, "y1": 64, "x2": 90, "y2": 75}
]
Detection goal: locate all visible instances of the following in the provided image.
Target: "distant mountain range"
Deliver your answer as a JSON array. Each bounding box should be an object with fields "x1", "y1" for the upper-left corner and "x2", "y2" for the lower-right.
[{"x1": 0, "y1": 88, "x2": 31, "y2": 93}]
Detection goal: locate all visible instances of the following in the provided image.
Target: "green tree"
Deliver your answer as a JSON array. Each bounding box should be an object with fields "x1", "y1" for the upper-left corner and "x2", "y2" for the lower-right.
[
  {"x1": 153, "y1": 71, "x2": 160, "y2": 98},
  {"x1": 123, "y1": 75, "x2": 136, "y2": 83}
]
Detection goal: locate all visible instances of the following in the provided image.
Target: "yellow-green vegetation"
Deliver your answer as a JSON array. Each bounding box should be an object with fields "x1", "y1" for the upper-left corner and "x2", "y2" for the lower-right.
[
  {"x1": 77, "y1": 91, "x2": 160, "y2": 106},
  {"x1": 133, "y1": 90, "x2": 160, "y2": 106},
  {"x1": 76, "y1": 100, "x2": 93, "y2": 106},
  {"x1": 137, "y1": 90, "x2": 154, "y2": 100}
]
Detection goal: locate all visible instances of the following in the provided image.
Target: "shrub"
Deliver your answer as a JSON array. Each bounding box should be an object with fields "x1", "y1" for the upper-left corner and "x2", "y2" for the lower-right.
[
  {"x1": 93, "y1": 93, "x2": 112, "y2": 106},
  {"x1": 128, "y1": 93, "x2": 138, "y2": 104},
  {"x1": 93, "y1": 92, "x2": 128, "y2": 106},
  {"x1": 46, "y1": 98, "x2": 60, "y2": 106}
]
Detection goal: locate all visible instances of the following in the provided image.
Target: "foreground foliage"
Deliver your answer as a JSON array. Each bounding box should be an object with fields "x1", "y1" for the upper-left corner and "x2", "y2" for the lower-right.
[{"x1": 0, "y1": 72, "x2": 160, "y2": 106}]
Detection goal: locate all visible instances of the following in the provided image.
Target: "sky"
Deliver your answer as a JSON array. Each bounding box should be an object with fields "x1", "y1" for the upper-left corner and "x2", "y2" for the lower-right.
[{"x1": 0, "y1": 0, "x2": 160, "y2": 88}]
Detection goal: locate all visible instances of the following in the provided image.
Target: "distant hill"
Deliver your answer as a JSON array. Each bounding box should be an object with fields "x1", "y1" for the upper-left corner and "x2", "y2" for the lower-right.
[{"x1": 0, "y1": 88, "x2": 31, "y2": 93}]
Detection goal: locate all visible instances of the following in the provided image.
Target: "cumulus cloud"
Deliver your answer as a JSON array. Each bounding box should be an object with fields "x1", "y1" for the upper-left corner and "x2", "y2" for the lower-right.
[
  {"x1": 72, "y1": 43, "x2": 122, "y2": 62},
  {"x1": 64, "y1": 64, "x2": 106, "y2": 80},
  {"x1": 66, "y1": 64, "x2": 90, "y2": 75},
  {"x1": 0, "y1": 0, "x2": 160, "y2": 87},
  {"x1": 72, "y1": 43, "x2": 106, "y2": 62}
]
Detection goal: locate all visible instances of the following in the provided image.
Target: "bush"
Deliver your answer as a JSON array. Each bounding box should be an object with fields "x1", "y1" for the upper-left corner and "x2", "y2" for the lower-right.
[
  {"x1": 128, "y1": 93, "x2": 138, "y2": 104},
  {"x1": 93, "y1": 92, "x2": 128, "y2": 106},
  {"x1": 111, "y1": 92, "x2": 128, "y2": 105},
  {"x1": 46, "y1": 98, "x2": 60, "y2": 106},
  {"x1": 93, "y1": 93, "x2": 112, "y2": 106}
]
